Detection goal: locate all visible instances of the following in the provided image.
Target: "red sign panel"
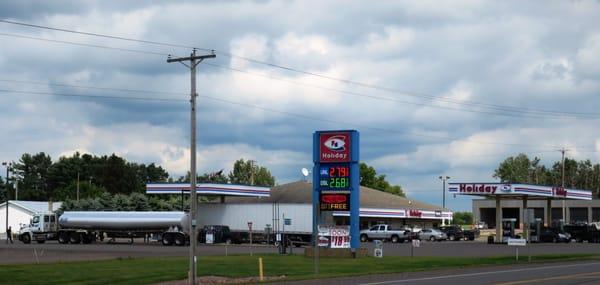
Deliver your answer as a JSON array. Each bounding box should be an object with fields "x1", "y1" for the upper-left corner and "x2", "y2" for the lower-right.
[
  {"x1": 319, "y1": 132, "x2": 351, "y2": 162},
  {"x1": 408, "y1": 210, "x2": 422, "y2": 218},
  {"x1": 320, "y1": 193, "x2": 350, "y2": 211},
  {"x1": 553, "y1": 187, "x2": 567, "y2": 197}
]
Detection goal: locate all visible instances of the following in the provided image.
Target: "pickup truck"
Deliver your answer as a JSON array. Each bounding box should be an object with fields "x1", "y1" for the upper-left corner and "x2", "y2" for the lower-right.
[
  {"x1": 359, "y1": 224, "x2": 411, "y2": 243},
  {"x1": 438, "y1": 225, "x2": 465, "y2": 241}
]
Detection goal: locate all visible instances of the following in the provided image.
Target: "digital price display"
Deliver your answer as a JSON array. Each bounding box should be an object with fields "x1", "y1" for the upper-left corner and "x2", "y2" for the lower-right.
[
  {"x1": 319, "y1": 164, "x2": 351, "y2": 191},
  {"x1": 320, "y1": 193, "x2": 350, "y2": 211}
]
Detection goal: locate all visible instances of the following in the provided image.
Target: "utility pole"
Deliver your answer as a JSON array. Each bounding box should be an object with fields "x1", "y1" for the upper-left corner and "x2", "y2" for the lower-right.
[
  {"x1": 249, "y1": 160, "x2": 255, "y2": 186},
  {"x1": 2, "y1": 162, "x2": 10, "y2": 244},
  {"x1": 167, "y1": 49, "x2": 215, "y2": 285},
  {"x1": 560, "y1": 148, "x2": 569, "y2": 224},
  {"x1": 76, "y1": 172, "x2": 80, "y2": 202}
]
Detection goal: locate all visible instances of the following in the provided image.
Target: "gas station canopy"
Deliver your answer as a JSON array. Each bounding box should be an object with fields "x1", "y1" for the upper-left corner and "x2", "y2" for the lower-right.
[
  {"x1": 448, "y1": 183, "x2": 591, "y2": 200},
  {"x1": 448, "y1": 182, "x2": 592, "y2": 243},
  {"x1": 146, "y1": 183, "x2": 271, "y2": 197}
]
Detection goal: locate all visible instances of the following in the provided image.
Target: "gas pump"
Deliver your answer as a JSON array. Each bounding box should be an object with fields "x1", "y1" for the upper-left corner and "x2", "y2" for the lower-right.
[
  {"x1": 502, "y1": 218, "x2": 516, "y2": 243},
  {"x1": 529, "y1": 218, "x2": 542, "y2": 242}
]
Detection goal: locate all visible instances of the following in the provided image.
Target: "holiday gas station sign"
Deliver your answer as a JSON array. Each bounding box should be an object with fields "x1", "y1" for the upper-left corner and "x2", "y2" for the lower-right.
[{"x1": 313, "y1": 130, "x2": 360, "y2": 251}]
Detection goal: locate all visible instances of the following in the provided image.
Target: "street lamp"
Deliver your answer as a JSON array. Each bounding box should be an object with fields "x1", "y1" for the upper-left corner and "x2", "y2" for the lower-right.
[
  {"x1": 438, "y1": 176, "x2": 450, "y2": 209},
  {"x1": 2, "y1": 162, "x2": 11, "y2": 244},
  {"x1": 439, "y1": 176, "x2": 450, "y2": 226}
]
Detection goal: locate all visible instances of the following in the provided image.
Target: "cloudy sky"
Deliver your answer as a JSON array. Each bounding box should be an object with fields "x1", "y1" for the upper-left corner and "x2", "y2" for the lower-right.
[{"x1": 1, "y1": 1, "x2": 600, "y2": 211}]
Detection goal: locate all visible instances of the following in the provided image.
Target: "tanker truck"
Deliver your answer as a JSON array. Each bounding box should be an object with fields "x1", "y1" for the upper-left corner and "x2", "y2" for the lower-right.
[{"x1": 18, "y1": 211, "x2": 192, "y2": 246}]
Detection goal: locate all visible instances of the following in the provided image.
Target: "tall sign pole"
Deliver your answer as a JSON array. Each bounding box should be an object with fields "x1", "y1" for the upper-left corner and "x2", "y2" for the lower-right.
[
  {"x1": 313, "y1": 130, "x2": 360, "y2": 270},
  {"x1": 167, "y1": 49, "x2": 215, "y2": 285}
]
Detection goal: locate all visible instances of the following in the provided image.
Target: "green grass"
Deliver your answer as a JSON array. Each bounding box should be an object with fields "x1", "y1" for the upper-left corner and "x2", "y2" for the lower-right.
[{"x1": 1, "y1": 253, "x2": 599, "y2": 285}]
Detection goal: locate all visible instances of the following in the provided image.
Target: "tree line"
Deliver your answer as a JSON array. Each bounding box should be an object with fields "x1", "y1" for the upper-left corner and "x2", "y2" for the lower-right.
[
  {"x1": 494, "y1": 153, "x2": 600, "y2": 196},
  {"x1": 1, "y1": 153, "x2": 276, "y2": 203}
]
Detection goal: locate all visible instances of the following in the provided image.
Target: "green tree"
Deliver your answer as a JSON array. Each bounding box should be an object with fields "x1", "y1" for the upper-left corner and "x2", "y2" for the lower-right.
[
  {"x1": 12, "y1": 152, "x2": 53, "y2": 200},
  {"x1": 228, "y1": 159, "x2": 275, "y2": 186},
  {"x1": 198, "y1": 169, "x2": 228, "y2": 184},
  {"x1": 494, "y1": 154, "x2": 600, "y2": 198},
  {"x1": 53, "y1": 181, "x2": 107, "y2": 201},
  {"x1": 493, "y1": 154, "x2": 533, "y2": 183},
  {"x1": 359, "y1": 163, "x2": 405, "y2": 197},
  {"x1": 0, "y1": 176, "x2": 6, "y2": 201},
  {"x1": 452, "y1": 211, "x2": 473, "y2": 225}
]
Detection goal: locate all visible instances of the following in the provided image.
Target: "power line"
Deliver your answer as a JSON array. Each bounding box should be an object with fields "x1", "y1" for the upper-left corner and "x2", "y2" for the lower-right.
[
  {"x1": 0, "y1": 28, "x2": 594, "y2": 120},
  {"x1": 0, "y1": 87, "x2": 575, "y2": 149},
  {"x1": 203, "y1": 62, "x2": 600, "y2": 120},
  {"x1": 0, "y1": 76, "x2": 582, "y2": 120},
  {"x1": 0, "y1": 78, "x2": 185, "y2": 96},
  {"x1": 0, "y1": 89, "x2": 185, "y2": 102},
  {"x1": 0, "y1": 32, "x2": 169, "y2": 56},
  {"x1": 2, "y1": 19, "x2": 597, "y2": 119},
  {"x1": 0, "y1": 19, "x2": 203, "y2": 51}
]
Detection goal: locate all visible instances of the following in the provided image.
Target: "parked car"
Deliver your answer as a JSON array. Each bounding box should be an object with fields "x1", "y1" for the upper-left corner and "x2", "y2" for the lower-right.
[
  {"x1": 563, "y1": 224, "x2": 600, "y2": 243},
  {"x1": 538, "y1": 227, "x2": 571, "y2": 243},
  {"x1": 475, "y1": 221, "x2": 488, "y2": 229},
  {"x1": 401, "y1": 225, "x2": 422, "y2": 241},
  {"x1": 418, "y1": 228, "x2": 447, "y2": 241},
  {"x1": 438, "y1": 225, "x2": 465, "y2": 241},
  {"x1": 463, "y1": 228, "x2": 480, "y2": 241},
  {"x1": 359, "y1": 224, "x2": 411, "y2": 243}
]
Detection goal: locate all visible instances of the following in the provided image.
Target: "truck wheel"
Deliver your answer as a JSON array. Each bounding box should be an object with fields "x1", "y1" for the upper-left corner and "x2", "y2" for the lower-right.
[
  {"x1": 58, "y1": 232, "x2": 69, "y2": 244},
  {"x1": 174, "y1": 234, "x2": 186, "y2": 246},
  {"x1": 391, "y1": 235, "x2": 399, "y2": 243},
  {"x1": 360, "y1": 234, "x2": 368, "y2": 242},
  {"x1": 69, "y1": 232, "x2": 81, "y2": 244},
  {"x1": 21, "y1": 234, "x2": 31, "y2": 244},
  {"x1": 82, "y1": 233, "x2": 94, "y2": 244},
  {"x1": 162, "y1": 233, "x2": 173, "y2": 246},
  {"x1": 225, "y1": 238, "x2": 232, "y2": 245}
]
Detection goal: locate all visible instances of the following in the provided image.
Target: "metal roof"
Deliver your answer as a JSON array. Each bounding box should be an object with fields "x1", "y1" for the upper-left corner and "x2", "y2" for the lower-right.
[
  {"x1": 213, "y1": 181, "x2": 447, "y2": 212},
  {"x1": 0, "y1": 200, "x2": 62, "y2": 214},
  {"x1": 146, "y1": 183, "x2": 270, "y2": 197}
]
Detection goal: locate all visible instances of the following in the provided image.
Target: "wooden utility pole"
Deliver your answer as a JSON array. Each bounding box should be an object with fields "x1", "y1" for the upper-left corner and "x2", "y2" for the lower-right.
[{"x1": 167, "y1": 49, "x2": 215, "y2": 285}]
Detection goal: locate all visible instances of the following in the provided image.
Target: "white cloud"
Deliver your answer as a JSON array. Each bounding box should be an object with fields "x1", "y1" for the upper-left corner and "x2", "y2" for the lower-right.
[{"x1": 1, "y1": 1, "x2": 600, "y2": 212}]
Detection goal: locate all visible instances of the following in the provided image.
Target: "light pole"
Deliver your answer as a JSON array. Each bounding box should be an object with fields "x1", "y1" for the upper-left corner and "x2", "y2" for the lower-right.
[
  {"x1": 560, "y1": 148, "x2": 568, "y2": 224},
  {"x1": 2, "y1": 162, "x2": 11, "y2": 244},
  {"x1": 439, "y1": 176, "x2": 450, "y2": 225}
]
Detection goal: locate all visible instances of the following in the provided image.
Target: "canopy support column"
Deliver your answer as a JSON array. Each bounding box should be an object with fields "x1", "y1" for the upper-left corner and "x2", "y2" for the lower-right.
[
  {"x1": 495, "y1": 196, "x2": 502, "y2": 243},
  {"x1": 546, "y1": 198, "x2": 552, "y2": 227},
  {"x1": 522, "y1": 197, "x2": 528, "y2": 241}
]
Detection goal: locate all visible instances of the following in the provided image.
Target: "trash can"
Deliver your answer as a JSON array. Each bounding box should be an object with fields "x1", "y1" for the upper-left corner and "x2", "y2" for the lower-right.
[{"x1": 487, "y1": 235, "x2": 494, "y2": 244}]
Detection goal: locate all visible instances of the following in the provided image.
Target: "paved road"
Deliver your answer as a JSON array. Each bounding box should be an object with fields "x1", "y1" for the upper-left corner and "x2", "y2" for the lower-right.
[
  {"x1": 361, "y1": 240, "x2": 600, "y2": 257},
  {"x1": 0, "y1": 240, "x2": 280, "y2": 264},
  {"x1": 3, "y1": 239, "x2": 600, "y2": 264},
  {"x1": 270, "y1": 260, "x2": 600, "y2": 285}
]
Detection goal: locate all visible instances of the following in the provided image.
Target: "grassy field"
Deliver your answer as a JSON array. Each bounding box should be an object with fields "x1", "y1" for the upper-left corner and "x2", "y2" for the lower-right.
[{"x1": 1, "y1": 253, "x2": 599, "y2": 285}]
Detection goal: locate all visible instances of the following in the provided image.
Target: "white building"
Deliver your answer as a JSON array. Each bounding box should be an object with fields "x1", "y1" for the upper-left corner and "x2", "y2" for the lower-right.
[
  {"x1": 198, "y1": 181, "x2": 453, "y2": 232},
  {"x1": 0, "y1": 200, "x2": 62, "y2": 238}
]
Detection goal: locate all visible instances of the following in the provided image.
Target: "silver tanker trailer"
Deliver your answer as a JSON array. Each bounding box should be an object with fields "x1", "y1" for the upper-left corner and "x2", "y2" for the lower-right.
[{"x1": 18, "y1": 211, "x2": 192, "y2": 246}]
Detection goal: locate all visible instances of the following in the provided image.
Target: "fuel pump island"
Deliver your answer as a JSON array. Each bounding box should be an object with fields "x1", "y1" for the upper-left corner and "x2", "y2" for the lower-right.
[{"x1": 449, "y1": 183, "x2": 592, "y2": 243}]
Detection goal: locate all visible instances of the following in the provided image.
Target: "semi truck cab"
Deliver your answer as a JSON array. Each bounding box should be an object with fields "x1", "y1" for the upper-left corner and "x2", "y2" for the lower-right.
[{"x1": 19, "y1": 213, "x2": 59, "y2": 244}]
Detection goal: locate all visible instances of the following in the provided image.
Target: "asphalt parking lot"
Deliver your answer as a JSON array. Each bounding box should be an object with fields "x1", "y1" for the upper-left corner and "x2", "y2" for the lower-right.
[{"x1": 3, "y1": 239, "x2": 600, "y2": 265}]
